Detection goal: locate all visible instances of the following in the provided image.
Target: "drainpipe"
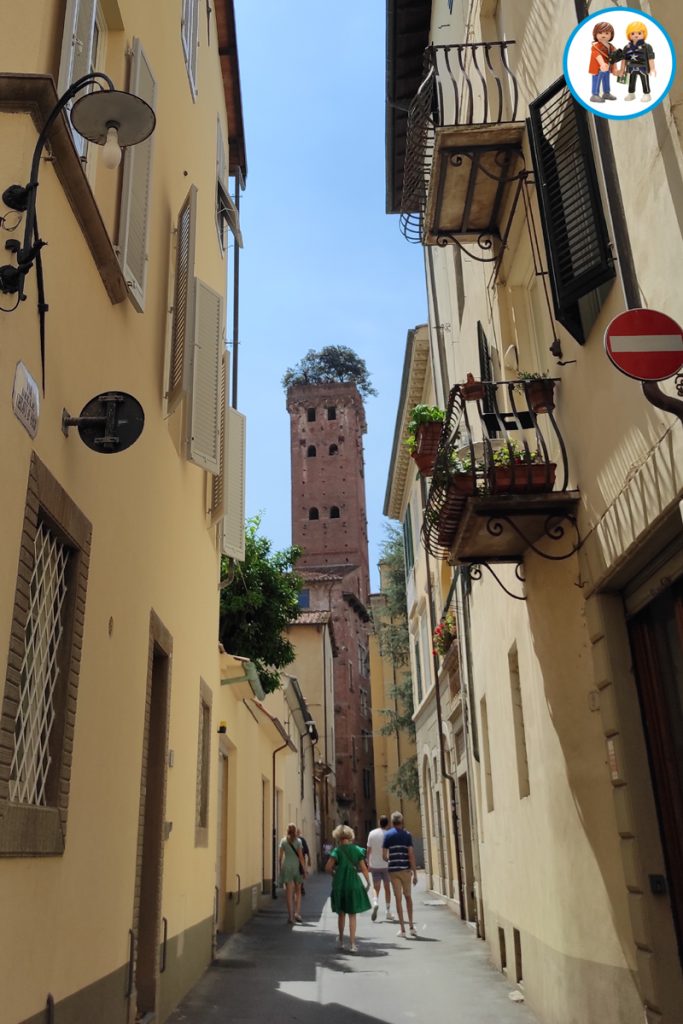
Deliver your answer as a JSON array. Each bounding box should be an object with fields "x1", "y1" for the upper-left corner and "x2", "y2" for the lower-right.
[
  {"x1": 230, "y1": 172, "x2": 243, "y2": 409},
  {"x1": 421, "y1": 479, "x2": 466, "y2": 919},
  {"x1": 271, "y1": 739, "x2": 290, "y2": 899}
]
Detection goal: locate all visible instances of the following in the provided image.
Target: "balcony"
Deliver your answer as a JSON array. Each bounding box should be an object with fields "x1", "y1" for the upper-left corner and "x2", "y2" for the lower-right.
[
  {"x1": 422, "y1": 378, "x2": 580, "y2": 573},
  {"x1": 400, "y1": 42, "x2": 525, "y2": 255}
]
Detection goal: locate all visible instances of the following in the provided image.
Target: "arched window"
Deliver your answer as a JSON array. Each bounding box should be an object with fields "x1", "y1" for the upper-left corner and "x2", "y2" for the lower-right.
[
  {"x1": 308, "y1": 508, "x2": 319, "y2": 521},
  {"x1": 307, "y1": 445, "x2": 317, "y2": 457},
  {"x1": 330, "y1": 506, "x2": 340, "y2": 519},
  {"x1": 329, "y1": 444, "x2": 338, "y2": 456},
  {"x1": 307, "y1": 407, "x2": 316, "y2": 422}
]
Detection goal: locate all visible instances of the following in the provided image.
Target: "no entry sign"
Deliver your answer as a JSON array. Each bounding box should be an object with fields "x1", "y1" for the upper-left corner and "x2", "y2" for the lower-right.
[{"x1": 605, "y1": 308, "x2": 683, "y2": 382}]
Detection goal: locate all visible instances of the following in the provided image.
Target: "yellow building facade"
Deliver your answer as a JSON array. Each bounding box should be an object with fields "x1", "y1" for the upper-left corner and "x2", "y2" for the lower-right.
[
  {"x1": 386, "y1": 2, "x2": 683, "y2": 1022},
  {"x1": 0, "y1": 2, "x2": 248, "y2": 1021}
]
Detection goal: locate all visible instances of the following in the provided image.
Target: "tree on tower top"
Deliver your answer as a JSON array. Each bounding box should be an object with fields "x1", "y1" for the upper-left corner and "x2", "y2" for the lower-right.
[{"x1": 282, "y1": 345, "x2": 377, "y2": 399}]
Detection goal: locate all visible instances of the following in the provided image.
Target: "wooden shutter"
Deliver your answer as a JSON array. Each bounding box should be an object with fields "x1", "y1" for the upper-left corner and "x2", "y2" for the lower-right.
[
  {"x1": 186, "y1": 280, "x2": 223, "y2": 474},
  {"x1": 117, "y1": 39, "x2": 156, "y2": 312},
  {"x1": 221, "y1": 408, "x2": 246, "y2": 560},
  {"x1": 528, "y1": 78, "x2": 615, "y2": 343},
  {"x1": 58, "y1": 0, "x2": 97, "y2": 95},
  {"x1": 182, "y1": 0, "x2": 199, "y2": 96},
  {"x1": 210, "y1": 353, "x2": 229, "y2": 523},
  {"x1": 167, "y1": 186, "x2": 197, "y2": 412}
]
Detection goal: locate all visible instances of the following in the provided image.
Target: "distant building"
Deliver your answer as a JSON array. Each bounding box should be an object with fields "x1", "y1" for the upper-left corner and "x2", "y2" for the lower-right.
[{"x1": 287, "y1": 382, "x2": 376, "y2": 839}]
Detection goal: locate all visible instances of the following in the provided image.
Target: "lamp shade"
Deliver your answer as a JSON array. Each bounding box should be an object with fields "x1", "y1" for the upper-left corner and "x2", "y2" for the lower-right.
[{"x1": 70, "y1": 89, "x2": 156, "y2": 147}]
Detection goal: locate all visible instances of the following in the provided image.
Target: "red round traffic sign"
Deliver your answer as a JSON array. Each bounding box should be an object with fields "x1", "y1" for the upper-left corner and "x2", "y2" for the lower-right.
[{"x1": 605, "y1": 308, "x2": 683, "y2": 382}]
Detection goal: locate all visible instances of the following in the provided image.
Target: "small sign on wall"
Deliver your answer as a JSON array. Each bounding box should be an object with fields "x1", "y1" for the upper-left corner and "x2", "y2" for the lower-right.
[{"x1": 12, "y1": 362, "x2": 39, "y2": 439}]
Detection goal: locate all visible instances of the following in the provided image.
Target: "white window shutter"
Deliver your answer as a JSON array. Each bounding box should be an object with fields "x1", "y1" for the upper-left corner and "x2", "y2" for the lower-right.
[
  {"x1": 117, "y1": 39, "x2": 156, "y2": 312},
  {"x1": 167, "y1": 186, "x2": 197, "y2": 412},
  {"x1": 221, "y1": 408, "x2": 246, "y2": 561},
  {"x1": 186, "y1": 279, "x2": 223, "y2": 474},
  {"x1": 58, "y1": 0, "x2": 97, "y2": 95},
  {"x1": 210, "y1": 353, "x2": 229, "y2": 524},
  {"x1": 216, "y1": 117, "x2": 229, "y2": 194},
  {"x1": 182, "y1": 0, "x2": 199, "y2": 96}
]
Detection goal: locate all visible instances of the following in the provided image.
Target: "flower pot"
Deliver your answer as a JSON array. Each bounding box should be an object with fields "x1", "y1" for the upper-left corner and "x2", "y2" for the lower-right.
[
  {"x1": 460, "y1": 373, "x2": 486, "y2": 402},
  {"x1": 411, "y1": 421, "x2": 443, "y2": 475},
  {"x1": 489, "y1": 462, "x2": 556, "y2": 494},
  {"x1": 447, "y1": 472, "x2": 477, "y2": 498},
  {"x1": 525, "y1": 378, "x2": 556, "y2": 414}
]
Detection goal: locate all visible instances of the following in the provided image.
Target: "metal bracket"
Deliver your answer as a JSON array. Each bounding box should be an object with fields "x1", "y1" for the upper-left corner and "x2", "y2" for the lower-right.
[
  {"x1": 642, "y1": 379, "x2": 683, "y2": 423},
  {"x1": 484, "y1": 513, "x2": 581, "y2": 561},
  {"x1": 469, "y1": 561, "x2": 527, "y2": 600}
]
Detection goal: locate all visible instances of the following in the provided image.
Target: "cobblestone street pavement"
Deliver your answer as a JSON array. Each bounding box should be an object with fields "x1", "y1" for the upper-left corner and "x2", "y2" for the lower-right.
[{"x1": 167, "y1": 872, "x2": 540, "y2": 1024}]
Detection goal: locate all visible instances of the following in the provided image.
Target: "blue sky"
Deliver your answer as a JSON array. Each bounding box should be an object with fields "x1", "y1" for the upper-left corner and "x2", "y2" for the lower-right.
[{"x1": 233, "y1": 2, "x2": 426, "y2": 591}]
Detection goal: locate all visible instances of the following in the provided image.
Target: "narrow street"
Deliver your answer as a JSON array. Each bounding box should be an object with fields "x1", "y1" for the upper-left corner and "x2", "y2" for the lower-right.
[{"x1": 167, "y1": 873, "x2": 539, "y2": 1024}]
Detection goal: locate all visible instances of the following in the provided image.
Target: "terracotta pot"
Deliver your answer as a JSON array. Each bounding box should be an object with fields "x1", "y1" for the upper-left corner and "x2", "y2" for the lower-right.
[
  {"x1": 489, "y1": 462, "x2": 556, "y2": 494},
  {"x1": 447, "y1": 472, "x2": 477, "y2": 497},
  {"x1": 410, "y1": 421, "x2": 443, "y2": 475},
  {"x1": 525, "y1": 378, "x2": 556, "y2": 414},
  {"x1": 460, "y1": 373, "x2": 486, "y2": 402}
]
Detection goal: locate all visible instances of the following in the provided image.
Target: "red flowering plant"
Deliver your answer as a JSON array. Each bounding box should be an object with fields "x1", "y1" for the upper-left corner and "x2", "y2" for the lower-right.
[{"x1": 432, "y1": 611, "x2": 457, "y2": 657}]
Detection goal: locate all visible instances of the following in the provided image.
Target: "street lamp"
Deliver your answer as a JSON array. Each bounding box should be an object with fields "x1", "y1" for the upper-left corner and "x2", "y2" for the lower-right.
[{"x1": 0, "y1": 72, "x2": 156, "y2": 303}]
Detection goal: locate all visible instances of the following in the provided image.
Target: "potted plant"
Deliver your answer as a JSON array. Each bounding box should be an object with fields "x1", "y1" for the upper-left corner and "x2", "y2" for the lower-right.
[
  {"x1": 447, "y1": 452, "x2": 478, "y2": 496},
  {"x1": 404, "y1": 404, "x2": 445, "y2": 475},
  {"x1": 517, "y1": 371, "x2": 556, "y2": 414},
  {"x1": 489, "y1": 440, "x2": 556, "y2": 494},
  {"x1": 459, "y1": 372, "x2": 486, "y2": 402},
  {"x1": 432, "y1": 611, "x2": 457, "y2": 657}
]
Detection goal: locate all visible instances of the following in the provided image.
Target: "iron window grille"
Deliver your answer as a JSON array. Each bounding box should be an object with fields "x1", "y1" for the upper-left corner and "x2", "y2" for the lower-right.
[
  {"x1": 10, "y1": 523, "x2": 70, "y2": 806},
  {"x1": 528, "y1": 77, "x2": 615, "y2": 343}
]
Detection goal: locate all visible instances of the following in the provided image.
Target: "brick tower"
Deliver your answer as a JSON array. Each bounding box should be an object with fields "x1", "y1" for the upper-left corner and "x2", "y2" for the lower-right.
[{"x1": 287, "y1": 382, "x2": 376, "y2": 840}]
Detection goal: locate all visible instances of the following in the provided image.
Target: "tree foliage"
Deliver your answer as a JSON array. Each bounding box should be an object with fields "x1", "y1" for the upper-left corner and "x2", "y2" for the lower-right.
[
  {"x1": 281, "y1": 345, "x2": 378, "y2": 399},
  {"x1": 378, "y1": 673, "x2": 416, "y2": 741},
  {"x1": 375, "y1": 524, "x2": 410, "y2": 665},
  {"x1": 219, "y1": 516, "x2": 303, "y2": 693},
  {"x1": 388, "y1": 755, "x2": 420, "y2": 802}
]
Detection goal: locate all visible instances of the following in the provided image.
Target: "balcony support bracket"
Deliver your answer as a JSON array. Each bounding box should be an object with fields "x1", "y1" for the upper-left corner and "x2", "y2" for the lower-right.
[
  {"x1": 484, "y1": 512, "x2": 582, "y2": 562},
  {"x1": 468, "y1": 561, "x2": 527, "y2": 601}
]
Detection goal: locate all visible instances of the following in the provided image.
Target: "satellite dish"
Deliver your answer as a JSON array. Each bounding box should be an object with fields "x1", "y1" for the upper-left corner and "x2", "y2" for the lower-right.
[{"x1": 62, "y1": 392, "x2": 144, "y2": 454}]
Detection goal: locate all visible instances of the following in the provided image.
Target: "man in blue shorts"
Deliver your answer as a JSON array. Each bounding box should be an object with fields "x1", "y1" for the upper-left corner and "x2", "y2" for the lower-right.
[{"x1": 383, "y1": 810, "x2": 418, "y2": 938}]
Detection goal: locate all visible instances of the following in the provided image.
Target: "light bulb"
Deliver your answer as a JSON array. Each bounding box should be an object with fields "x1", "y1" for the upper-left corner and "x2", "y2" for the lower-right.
[{"x1": 102, "y1": 125, "x2": 122, "y2": 170}]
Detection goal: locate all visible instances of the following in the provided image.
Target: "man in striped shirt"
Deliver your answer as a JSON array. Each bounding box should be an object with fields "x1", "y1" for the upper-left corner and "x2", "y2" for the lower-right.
[{"x1": 382, "y1": 811, "x2": 418, "y2": 938}]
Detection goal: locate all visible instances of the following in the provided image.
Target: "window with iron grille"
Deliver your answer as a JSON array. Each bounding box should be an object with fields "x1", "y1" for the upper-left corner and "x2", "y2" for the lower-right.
[
  {"x1": 0, "y1": 454, "x2": 91, "y2": 856},
  {"x1": 528, "y1": 78, "x2": 615, "y2": 343},
  {"x1": 195, "y1": 680, "x2": 212, "y2": 846}
]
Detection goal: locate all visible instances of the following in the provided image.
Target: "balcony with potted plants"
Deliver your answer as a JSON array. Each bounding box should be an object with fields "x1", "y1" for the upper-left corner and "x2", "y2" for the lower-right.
[
  {"x1": 422, "y1": 373, "x2": 580, "y2": 572},
  {"x1": 399, "y1": 40, "x2": 526, "y2": 257},
  {"x1": 404, "y1": 403, "x2": 446, "y2": 476}
]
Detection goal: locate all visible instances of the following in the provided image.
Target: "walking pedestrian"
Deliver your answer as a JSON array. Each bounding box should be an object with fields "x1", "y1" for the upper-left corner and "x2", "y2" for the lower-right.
[
  {"x1": 382, "y1": 811, "x2": 418, "y2": 939},
  {"x1": 297, "y1": 828, "x2": 311, "y2": 894},
  {"x1": 366, "y1": 815, "x2": 395, "y2": 922},
  {"x1": 278, "y1": 822, "x2": 307, "y2": 924},
  {"x1": 325, "y1": 824, "x2": 372, "y2": 952}
]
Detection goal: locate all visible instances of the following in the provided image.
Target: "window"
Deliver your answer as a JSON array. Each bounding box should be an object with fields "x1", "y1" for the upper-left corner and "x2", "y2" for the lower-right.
[
  {"x1": 358, "y1": 644, "x2": 369, "y2": 678},
  {"x1": 308, "y1": 508, "x2": 319, "y2": 521},
  {"x1": 0, "y1": 454, "x2": 92, "y2": 856},
  {"x1": 412, "y1": 638, "x2": 423, "y2": 704},
  {"x1": 477, "y1": 322, "x2": 497, "y2": 429},
  {"x1": 360, "y1": 688, "x2": 369, "y2": 718},
  {"x1": 362, "y1": 730, "x2": 370, "y2": 755},
  {"x1": 403, "y1": 505, "x2": 415, "y2": 574},
  {"x1": 509, "y1": 644, "x2": 530, "y2": 798},
  {"x1": 298, "y1": 589, "x2": 310, "y2": 609},
  {"x1": 363, "y1": 768, "x2": 371, "y2": 799},
  {"x1": 480, "y1": 697, "x2": 494, "y2": 812},
  {"x1": 58, "y1": 0, "x2": 103, "y2": 165},
  {"x1": 329, "y1": 444, "x2": 338, "y2": 455},
  {"x1": 327, "y1": 406, "x2": 336, "y2": 420},
  {"x1": 181, "y1": 0, "x2": 200, "y2": 97},
  {"x1": 352, "y1": 736, "x2": 357, "y2": 770},
  {"x1": 330, "y1": 506, "x2": 340, "y2": 519},
  {"x1": 166, "y1": 186, "x2": 197, "y2": 412},
  {"x1": 195, "y1": 680, "x2": 212, "y2": 846},
  {"x1": 528, "y1": 78, "x2": 615, "y2": 343},
  {"x1": 307, "y1": 408, "x2": 316, "y2": 422},
  {"x1": 215, "y1": 117, "x2": 230, "y2": 251},
  {"x1": 307, "y1": 445, "x2": 317, "y2": 458}
]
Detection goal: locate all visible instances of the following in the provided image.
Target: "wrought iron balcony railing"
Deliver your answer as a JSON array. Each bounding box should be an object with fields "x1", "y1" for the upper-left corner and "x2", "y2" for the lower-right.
[
  {"x1": 400, "y1": 41, "x2": 520, "y2": 243},
  {"x1": 422, "y1": 378, "x2": 580, "y2": 573}
]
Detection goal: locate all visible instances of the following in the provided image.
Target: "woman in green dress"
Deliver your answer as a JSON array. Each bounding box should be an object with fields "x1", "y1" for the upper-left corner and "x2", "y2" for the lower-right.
[
  {"x1": 325, "y1": 824, "x2": 371, "y2": 952},
  {"x1": 279, "y1": 822, "x2": 307, "y2": 924}
]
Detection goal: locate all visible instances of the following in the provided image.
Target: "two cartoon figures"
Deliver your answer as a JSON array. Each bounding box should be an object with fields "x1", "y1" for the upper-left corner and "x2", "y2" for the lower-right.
[{"x1": 589, "y1": 20, "x2": 656, "y2": 104}]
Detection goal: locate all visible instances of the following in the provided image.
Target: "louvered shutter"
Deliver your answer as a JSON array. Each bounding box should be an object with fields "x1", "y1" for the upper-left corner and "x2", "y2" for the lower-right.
[
  {"x1": 167, "y1": 186, "x2": 197, "y2": 412},
  {"x1": 117, "y1": 39, "x2": 156, "y2": 312},
  {"x1": 528, "y1": 78, "x2": 615, "y2": 343},
  {"x1": 181, "y1": 0, "x2": 199, "y2": 96},
  {"x1": 186, "y1": 280, "x2": 223, "y2": 474},
  {"x1": 210, "y1": 353, "x2": 229, "y2": 523},
  {"x1": 58, "y1": 0, "x2": 97, "y2": 95},
  {"x1": 221, "y1": 408, "x2": 246, "y2": 560}
]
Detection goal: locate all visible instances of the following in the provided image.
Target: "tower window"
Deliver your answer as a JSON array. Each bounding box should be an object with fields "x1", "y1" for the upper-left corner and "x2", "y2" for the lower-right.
[
  {"x1": 327, "y1": 406, "x2": 336, "y2": 420},
  {"x1": 308, "y1": 508, "x2": 319, "y2": 521},
  {"x1": 298, "y1": 589, "x2": 310, "y2": 609},
  {"x1": 329, "y1": 444, "x2": 338, "y2": 455},
  {"x1": 330, "y1": 506, "x2": 340, "y2": 519},
  {"x1": 307, "y1": 445, "x2": 317, "y2": 458},
  {"x1": 307, "y1": 408, "x2": 316, "y2": 422}
]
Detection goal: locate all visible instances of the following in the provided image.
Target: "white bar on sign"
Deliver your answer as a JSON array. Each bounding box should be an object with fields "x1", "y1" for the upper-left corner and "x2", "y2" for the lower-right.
[{"x1": 610, "y1": 334, "x2": 683, "y2": 352}]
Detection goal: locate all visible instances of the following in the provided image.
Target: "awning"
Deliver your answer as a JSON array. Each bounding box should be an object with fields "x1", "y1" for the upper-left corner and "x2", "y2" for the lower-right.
[{"x1": 248, "y1": 699, "x2": 296, "y2": 751}]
